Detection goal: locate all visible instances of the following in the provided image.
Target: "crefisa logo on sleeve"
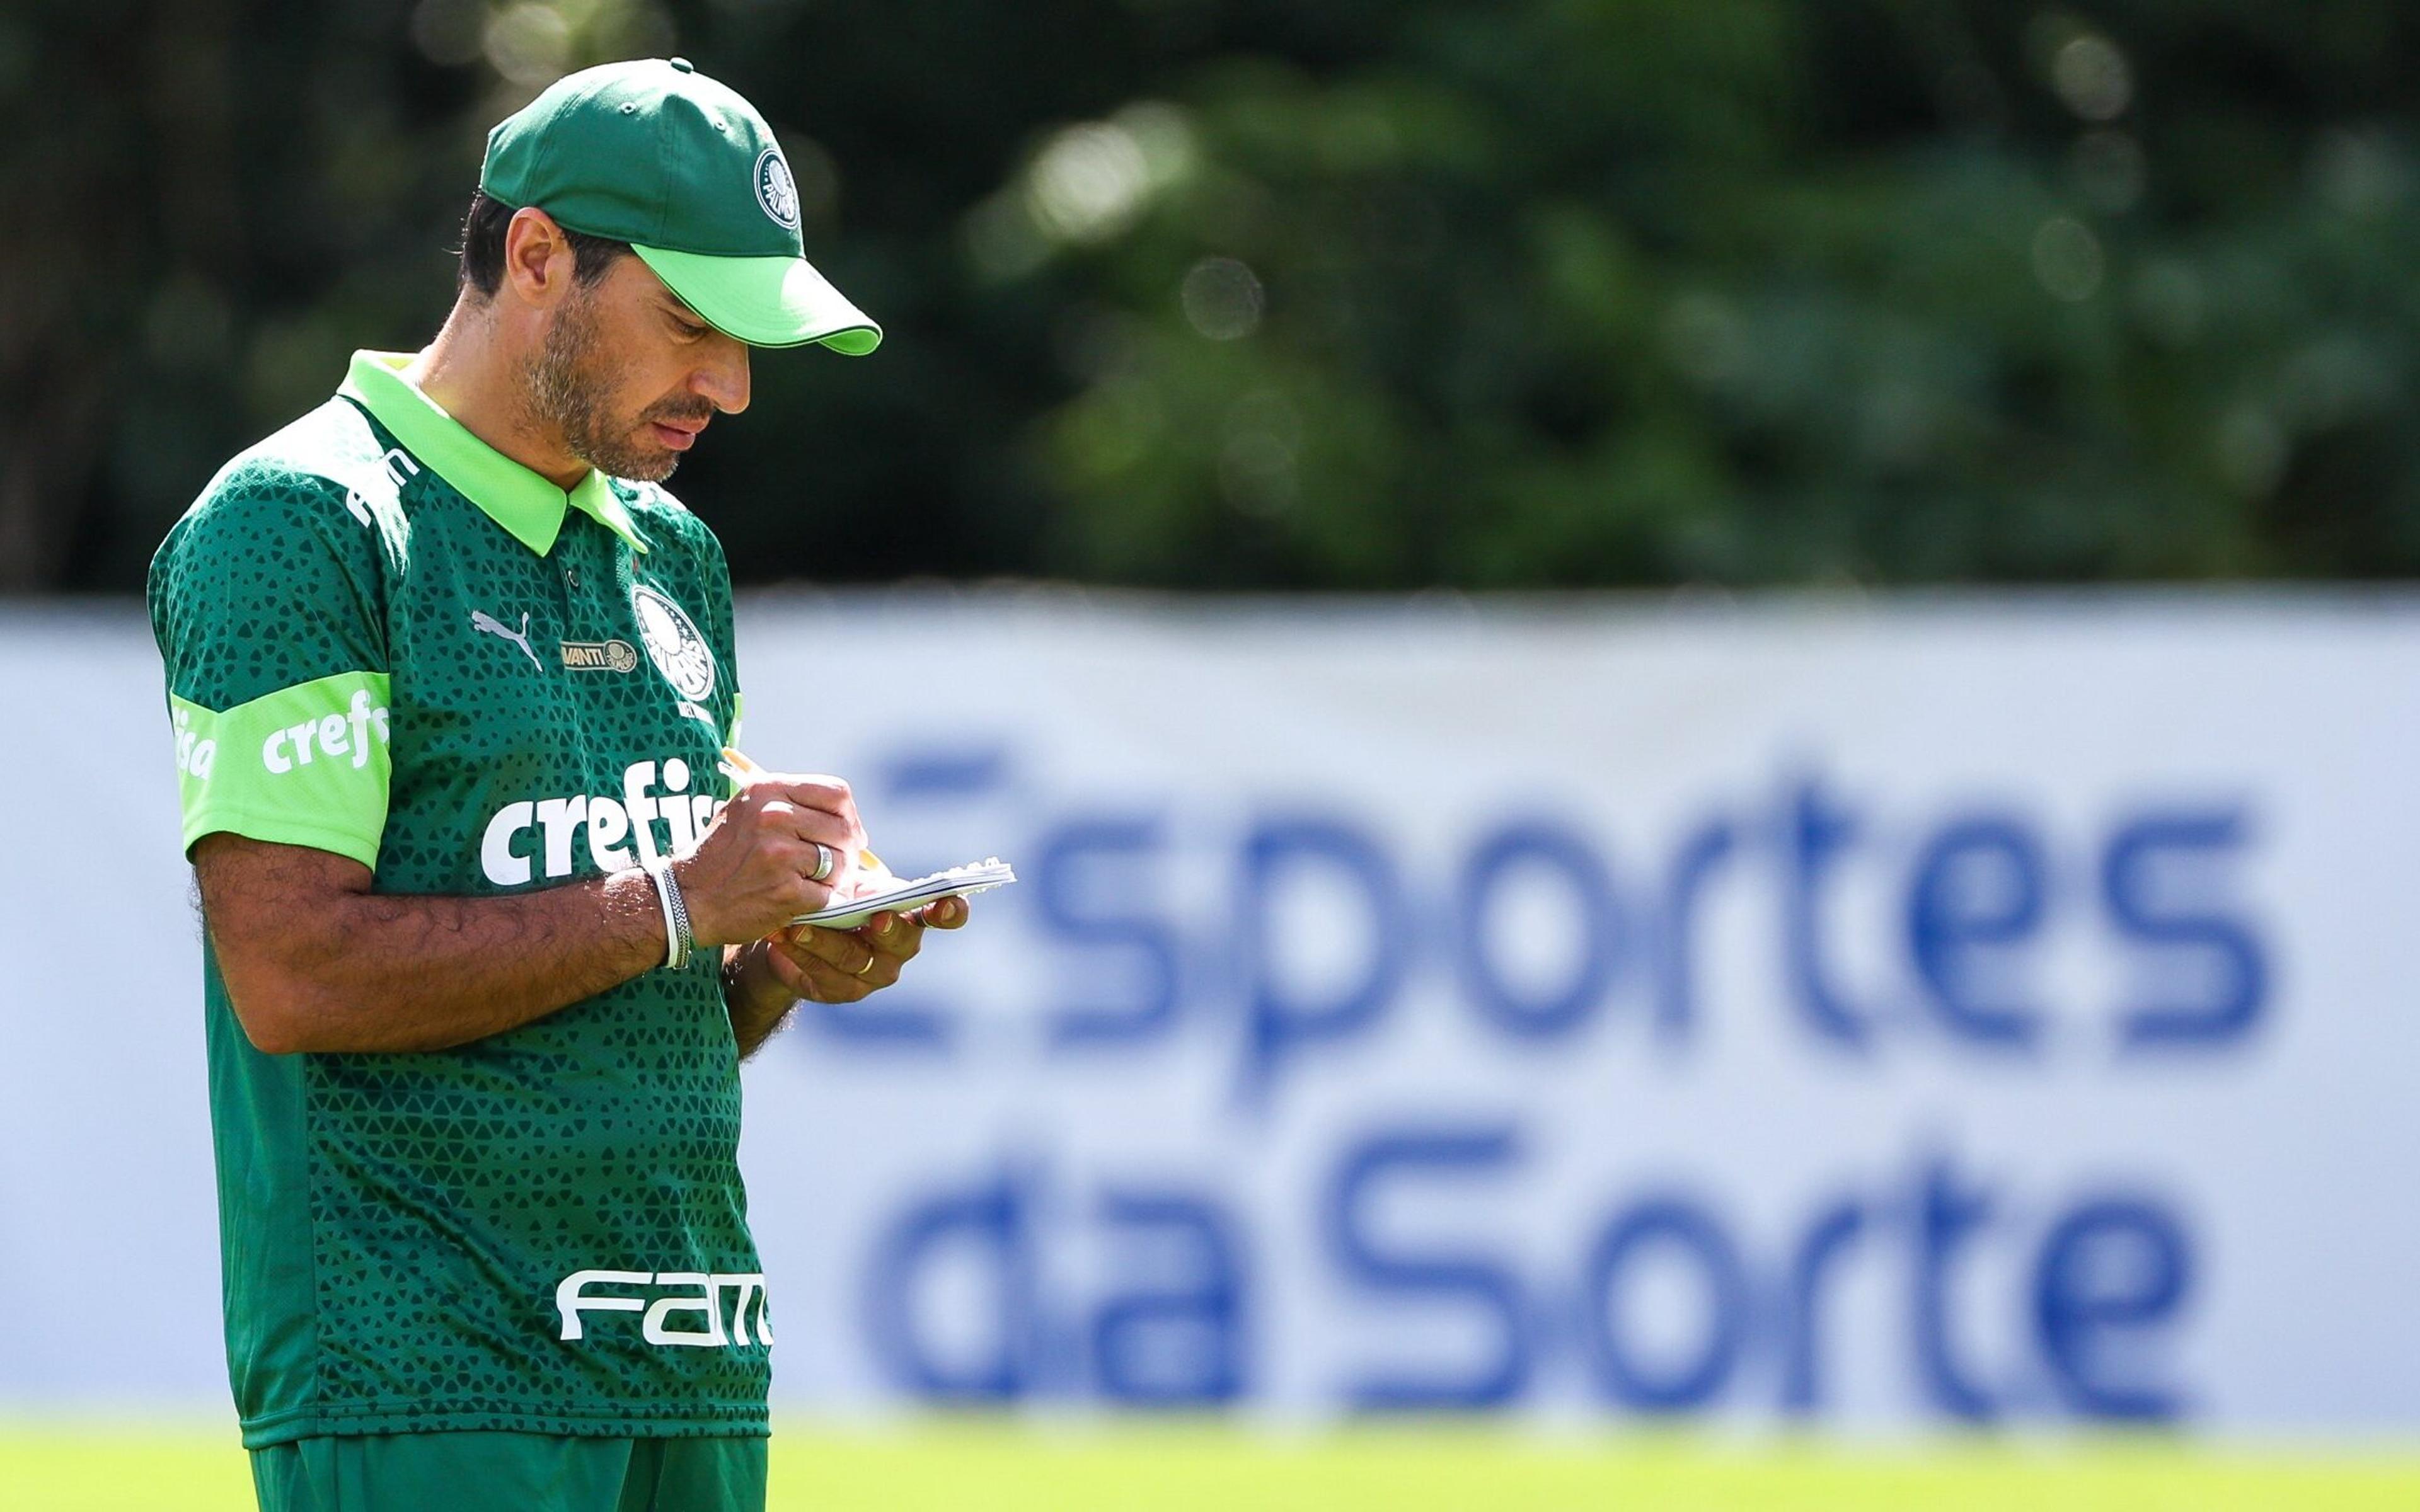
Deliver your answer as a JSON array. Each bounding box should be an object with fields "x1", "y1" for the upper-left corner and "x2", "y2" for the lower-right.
[
  {"x1": 261, "y1": 689, "x2": 391, "y2": 774},
  {"x1": 171, "y1": 705, "x2": 217, "y2": 781}
]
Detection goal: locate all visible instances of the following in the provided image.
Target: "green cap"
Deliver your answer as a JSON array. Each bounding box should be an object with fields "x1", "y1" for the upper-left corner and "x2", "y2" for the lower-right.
[{"x1": 481, "y1": 57, "x2": 880, "y2": 355}]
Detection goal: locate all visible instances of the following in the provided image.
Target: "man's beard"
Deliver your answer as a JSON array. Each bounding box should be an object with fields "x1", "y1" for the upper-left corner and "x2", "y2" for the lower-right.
[{"x1": 523, "y1": 287, "x2": 712, "y2": 483}]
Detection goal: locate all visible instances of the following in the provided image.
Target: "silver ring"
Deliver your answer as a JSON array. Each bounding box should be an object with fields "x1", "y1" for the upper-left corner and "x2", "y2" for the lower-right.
[{"x1": 808, "y1": 842, "x2": 834, "y2": 883}]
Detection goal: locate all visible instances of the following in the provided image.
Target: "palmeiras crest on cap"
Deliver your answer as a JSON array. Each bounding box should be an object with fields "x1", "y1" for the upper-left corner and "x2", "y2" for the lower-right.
[{"x1": 755, "y1": 148, "x2": 800, "y2": 231}]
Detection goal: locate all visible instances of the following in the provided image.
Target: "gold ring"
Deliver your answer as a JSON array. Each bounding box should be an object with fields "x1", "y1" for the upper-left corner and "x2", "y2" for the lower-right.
[
  {"x1": 809, "y1": 842, "x2": 834, "y2": 882},
  {"x1": 854, "y1": 955, "x2": 877, "y2": 976}
]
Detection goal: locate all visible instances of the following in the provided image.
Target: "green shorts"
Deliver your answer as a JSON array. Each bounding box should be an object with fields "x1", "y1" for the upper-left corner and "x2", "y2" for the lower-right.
[{"x1": 249, "y1": 1431, "x2": 767, "y2": 1512}]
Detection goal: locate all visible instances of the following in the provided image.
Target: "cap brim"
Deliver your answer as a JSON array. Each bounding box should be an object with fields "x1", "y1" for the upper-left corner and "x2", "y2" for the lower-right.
[{"x1": 631, "y1": 244, "x2": 882, "y2": 355}]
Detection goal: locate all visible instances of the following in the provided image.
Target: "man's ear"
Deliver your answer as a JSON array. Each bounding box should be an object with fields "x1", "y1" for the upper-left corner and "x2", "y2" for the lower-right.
[{"x1": 500, "y1": 207, "x2": 576, "y2": 309}]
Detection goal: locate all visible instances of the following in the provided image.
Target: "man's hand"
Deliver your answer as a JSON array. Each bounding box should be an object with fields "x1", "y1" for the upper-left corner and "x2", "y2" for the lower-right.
[
  {"x1": 768, "y1": 896, "x2": 971, "y2": 1001},
  {"x1": 674, "y1": 774, "x2": 865, "y2": 946},
  {"x1": 722, "y1": 896, "x2": 971, "y2": 1057}
]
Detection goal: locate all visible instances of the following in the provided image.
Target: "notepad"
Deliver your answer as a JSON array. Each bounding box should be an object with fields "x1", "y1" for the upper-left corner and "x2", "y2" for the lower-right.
[{"x1": 789, "y1": 858, "x2": 1017, "y2": 930}]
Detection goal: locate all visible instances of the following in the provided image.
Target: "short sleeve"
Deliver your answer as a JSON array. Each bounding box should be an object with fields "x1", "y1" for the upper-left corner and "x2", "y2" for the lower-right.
[{"x1": 149, "y1": 462, "x2": 395, "y2": 868}]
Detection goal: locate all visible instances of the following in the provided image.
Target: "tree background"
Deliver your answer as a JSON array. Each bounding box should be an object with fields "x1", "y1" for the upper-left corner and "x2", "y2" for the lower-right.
[{"x1": 8, "y1": 0, "x2": 2420, "y2": 593}]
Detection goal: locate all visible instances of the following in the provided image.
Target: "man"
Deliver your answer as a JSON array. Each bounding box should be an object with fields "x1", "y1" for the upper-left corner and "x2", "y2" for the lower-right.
[{"x1": 149, "y1": 58, "x2": 958, "y2": 1512}]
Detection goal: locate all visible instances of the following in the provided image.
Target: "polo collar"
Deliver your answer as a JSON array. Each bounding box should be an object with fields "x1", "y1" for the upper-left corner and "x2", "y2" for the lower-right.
[{"x1": 338, "y1": 350, "x2": 648, "y2": 556}]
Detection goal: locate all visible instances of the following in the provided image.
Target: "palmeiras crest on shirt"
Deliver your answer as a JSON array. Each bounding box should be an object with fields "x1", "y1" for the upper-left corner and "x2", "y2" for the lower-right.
[
  {"x1": 754, "y1": 148, "x2": 800, "y2": 230},
  {"x1": 632, "y1": 583, "x2": 717, "y2": 703}
]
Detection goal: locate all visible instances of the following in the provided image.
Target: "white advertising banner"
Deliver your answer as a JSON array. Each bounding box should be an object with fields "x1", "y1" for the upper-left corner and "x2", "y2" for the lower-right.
[{"x1": 2, "y1": 593, "x2": 2415, "y2": 1432}]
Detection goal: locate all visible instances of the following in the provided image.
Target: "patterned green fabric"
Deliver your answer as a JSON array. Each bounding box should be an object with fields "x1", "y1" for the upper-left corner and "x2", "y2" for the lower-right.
[
  {"x1": 149, "y1": 352, "x2": 765, "y2": 1449},
  {"x1": 250, "y1": 1431, "x2": 767, "y2": 1512}
]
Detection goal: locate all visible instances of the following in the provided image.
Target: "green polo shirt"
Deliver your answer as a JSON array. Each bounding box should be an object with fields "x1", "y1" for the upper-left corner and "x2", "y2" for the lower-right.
[{"x1": 149, "y1": 351, "x2": 767, "y2": 1448}]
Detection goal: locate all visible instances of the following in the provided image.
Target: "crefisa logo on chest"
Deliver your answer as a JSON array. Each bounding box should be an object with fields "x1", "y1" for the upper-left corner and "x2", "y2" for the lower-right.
[
  {"x1": 476, "y1": 587, "x2": 725, "y2": 890},
  {"x1": 631, "y1": 583, "x2": 717, "y2": 726}
]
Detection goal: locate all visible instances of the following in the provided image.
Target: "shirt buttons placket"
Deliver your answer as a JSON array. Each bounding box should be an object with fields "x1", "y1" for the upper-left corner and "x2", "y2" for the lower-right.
[{"x1": 546, "y1": 549, "x2": 575, "y2": 635}]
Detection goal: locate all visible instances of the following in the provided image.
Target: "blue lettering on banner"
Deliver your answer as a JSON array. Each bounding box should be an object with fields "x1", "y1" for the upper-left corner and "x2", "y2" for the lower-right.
[
  {"x1": 1778, "y1": 1198, "x2": 1867, "y2": 1414},
  {"x1": 822, "y1": 742, "x2": 2254, "y2": 1424},
  {"x1": 1913, "y1": 1155, "x2": 2002, "y2": 1421},
  {"x1": 1035, "y1": 815, "x2": 1183, "y2": 1049},
  {"x1": 1090, "y1": 1189, "x2": 1249, "y2": 1406},
  {"x1": 1652, "y1": 815, "x2": 1737, "y2": 1045},
  {"x1": 863, "y1": 1168, "x2": 1039, "y2": 1401},
  {"x1": 1323, "y1": 1126, "x2": 1530, "y2": 1410},
  {"x1": 804, "y1": 988, "x2": 957, "y2": 1049},
  {"x1": 2033, "y1": 1196, "x2": 2195, "y2": 1421},
  {"x1": 1578, "y1": 1195, "x2": 1750, "y2": 1412},
  {"x1": 2104, "y1": 810, "x2": 2269, "y2": 1051},
  {"x1": 1906, "y1": 814, "x2": 2049, "y2": 1050},
  {"x1": 859, "y1": 1137, "x2": 2198, "y2": 1422},
  {"x1": 1238, "y1": 816, "x2": 1409, "y2": 1104},
  {"x1": 798, "y1": 746, "x2": 2269, "y2": 1074},
  {"x1": 1454, "y1": 820, "x2": 1628, "y2": 1041},
  {"x1": 863, "y1": 1166, "x2": 1252, "y2": 1407},
  {"x1": 879, "y1": 743, "x2": 1013, "y2": 801},
  {"x1": 1781, "y1": 776, "x2": 1873, "y2": 1050}
]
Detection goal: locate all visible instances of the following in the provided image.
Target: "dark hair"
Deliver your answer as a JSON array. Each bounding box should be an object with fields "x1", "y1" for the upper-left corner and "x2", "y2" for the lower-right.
[{"x1": 456, "y1": 189, "x2": 630, "y2": 297}]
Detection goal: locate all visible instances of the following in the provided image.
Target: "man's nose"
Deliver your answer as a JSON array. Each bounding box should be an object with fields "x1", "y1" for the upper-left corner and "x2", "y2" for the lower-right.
[{"x1": 693, "y1": 335, "x2": 751, "y2": 415}]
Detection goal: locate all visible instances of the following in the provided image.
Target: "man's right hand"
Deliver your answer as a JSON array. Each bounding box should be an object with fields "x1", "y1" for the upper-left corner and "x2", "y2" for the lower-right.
[{"x1": 672, "y1": 774, "x2": 867, "y2": 946}]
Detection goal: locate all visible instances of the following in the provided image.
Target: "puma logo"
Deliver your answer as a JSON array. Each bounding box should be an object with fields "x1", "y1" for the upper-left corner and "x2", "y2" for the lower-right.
[{"x1": 471, "y1": 609, "x2": 543, "y2": 671}]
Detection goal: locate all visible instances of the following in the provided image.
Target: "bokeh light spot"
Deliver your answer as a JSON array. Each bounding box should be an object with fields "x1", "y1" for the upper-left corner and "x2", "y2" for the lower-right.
[
  {"x1": 2051, "y1": 34, "x2": 2133, "y2": 122},
  {"x1": 1182, "y1": 258, "x2": 1265, "y2": 341},
  {"x1": 2032, "y1": 217, "x2": 2105, "y2": 302}
]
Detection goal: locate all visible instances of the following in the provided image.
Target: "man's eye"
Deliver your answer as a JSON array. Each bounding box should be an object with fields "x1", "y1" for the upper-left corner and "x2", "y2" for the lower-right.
[{"x1": 671, "y1": 316, "x2": 708, "y2": 339}]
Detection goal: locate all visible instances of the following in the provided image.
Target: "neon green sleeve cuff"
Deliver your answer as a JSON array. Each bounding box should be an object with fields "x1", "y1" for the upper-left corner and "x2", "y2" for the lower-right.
[{"x1": 171, "y1": 672, "x2": 395, "y2": 869}]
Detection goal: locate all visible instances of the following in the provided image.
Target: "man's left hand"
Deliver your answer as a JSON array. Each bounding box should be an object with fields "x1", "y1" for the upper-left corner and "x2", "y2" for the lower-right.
[{"x1": 761, "y1": 896, "x2": 971, "y2": 1003}]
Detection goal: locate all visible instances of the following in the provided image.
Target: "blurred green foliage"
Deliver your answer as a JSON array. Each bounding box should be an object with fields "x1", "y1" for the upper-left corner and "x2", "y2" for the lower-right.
[{"x1": 8, "y1": 0, "x2": 2420, "y2": 592}]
